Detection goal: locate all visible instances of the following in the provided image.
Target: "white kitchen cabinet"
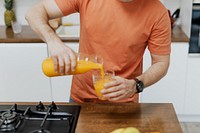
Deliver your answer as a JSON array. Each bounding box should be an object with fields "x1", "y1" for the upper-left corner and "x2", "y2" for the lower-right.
[
  {"x1": 140, "y1": 42, "x2": 189, "y2": 115},
  {"x1": 0, "y1": 43, "x2": 52, "y2": 102},
  {"x1": 184, "y1": 55, "x2": 200, "y2": 115},
  {"x1": 51, "y1": 42, "x2": 79, "y2": 102}
]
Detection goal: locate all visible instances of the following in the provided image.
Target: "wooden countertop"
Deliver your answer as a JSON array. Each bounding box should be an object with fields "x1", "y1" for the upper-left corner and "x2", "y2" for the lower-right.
[
  {"x1": 76, "y1": 103, "x2": 183, "y2": 133},
  {"x1": 0, "y1": 26, "x2": 79, "y2": 43},
  {"x1": 0, "y1": 102, "x2": 183, "y2": 133},
  {"x1": 171, "y1": 25, "x2": 190, "y2": 42},
  {"x1": 0, "y1": 25, "x2": 189, "y2": 43}
]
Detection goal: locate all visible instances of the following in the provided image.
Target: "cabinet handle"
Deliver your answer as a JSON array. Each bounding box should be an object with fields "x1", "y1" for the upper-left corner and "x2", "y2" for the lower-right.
[{"x1": 188, "y1": 54, "x2": 200, "y2": 58}]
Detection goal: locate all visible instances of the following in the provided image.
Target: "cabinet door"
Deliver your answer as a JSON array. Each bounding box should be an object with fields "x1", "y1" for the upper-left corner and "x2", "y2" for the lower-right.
[
  {"x1": 0, "y1": 43, "x2": 51, "y2": 102},
  {"x1": 140, "y1": 43, "x2": 189, "y2": 115},
  {"x1": 51, "y1": 42, "x2": 79, "y2": 102},
  {"x1": 184, "y1": 55, "x2": 200, "y2": 115}
]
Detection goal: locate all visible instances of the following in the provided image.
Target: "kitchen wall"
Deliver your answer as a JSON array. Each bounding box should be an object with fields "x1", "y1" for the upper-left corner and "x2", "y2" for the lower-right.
[
  {"x1": 162, "y1": 0, "x2": 193, "y2": 38},
  {"x1": 0, "y1": 0, "x2": 79, "y2": 26},
  {"x1": 0, "y1": 0, "x2": 39, "y2": 25},
  {"x1": 180, "y1": 0, "x2": 193, "y2": 38},
  {"x1": 161, "y1": 0, "x2": 181, "y2": 14},
  {"x1": 161, "y1": 0, "x2": 182, "y2": 27}
]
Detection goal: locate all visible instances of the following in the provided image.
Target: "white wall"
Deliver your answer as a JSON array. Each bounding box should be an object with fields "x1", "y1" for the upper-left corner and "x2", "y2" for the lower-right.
[
  {"x1": 161, "y1": 0, "x2": 181, "y2": 14},
  {"x1": 0, "y1": 0, "x2": 39, "y2": 25},
  {"x1": 180, "y1": 0, "x2": 193, "y2": 38},
  {"x1": 0, "y1": 1, "x2": 4, "y2": 25},
  {"x1": 161, "y1": 0, "x2": 193, "y2": 38},
  {"x1": 0, "y1": 0, "x2": 79, "y2": 26}
]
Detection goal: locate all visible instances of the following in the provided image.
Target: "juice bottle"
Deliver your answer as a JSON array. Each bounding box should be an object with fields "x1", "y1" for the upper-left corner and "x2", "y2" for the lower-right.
[{"x1": 42, "y1": 55, "x2": 104, "y2": 77}]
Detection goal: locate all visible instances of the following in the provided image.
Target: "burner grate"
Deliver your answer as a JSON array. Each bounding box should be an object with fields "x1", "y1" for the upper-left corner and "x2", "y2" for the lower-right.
[{"x1": 0, "y1": 102, "x2": 81, "y2": 133}]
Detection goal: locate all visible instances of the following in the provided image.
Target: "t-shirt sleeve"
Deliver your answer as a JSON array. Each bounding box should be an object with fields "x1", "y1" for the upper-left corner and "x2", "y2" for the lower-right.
[
  {"x1": 148, "y1": 10, "x2": 171, "y2": 55},
  {"x1": 54, "y1": 0, "x2": 80, "y2": 16}
]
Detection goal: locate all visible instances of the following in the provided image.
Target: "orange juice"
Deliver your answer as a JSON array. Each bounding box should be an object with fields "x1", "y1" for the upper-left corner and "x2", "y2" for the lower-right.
[
  {"x1": 93, "y1": 71, "x2": 114, "y2": 100},
  {"x1": 93, "y1": 78, "x2": 112, "y2": 100},
  {"x1": 42, "y1": 58, "x2": 104, "y2": 77},
  {"x1": 71, "y1": 60, "x2": 104, "y2": 75}
]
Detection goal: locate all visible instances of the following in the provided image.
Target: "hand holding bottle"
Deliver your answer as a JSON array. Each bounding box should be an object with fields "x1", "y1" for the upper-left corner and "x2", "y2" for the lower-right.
[
  {"x1": 46, "y1": 38, "x2": 77, "y2": 75},
  {"x1": 42, "y1": 53, "x2": 103, "y2": 77}
]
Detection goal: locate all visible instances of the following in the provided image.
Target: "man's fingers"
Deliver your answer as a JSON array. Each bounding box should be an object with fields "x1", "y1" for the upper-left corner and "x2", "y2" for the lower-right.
[
  {"x1": 58, "y1": 57, "x2": 65, "y2": 75},
  {"x1": 52, "y1": 57, "x2": 58, "y2": 73},
  {"x1": 70, "y1": 54, "x2": 77, "y2": 72},
  {"x1": 64, "y1": 56, "x2": 71, "y2": 75},
  {"x1": 51, "y1": 50, "x2": 77, "y2": 75}
]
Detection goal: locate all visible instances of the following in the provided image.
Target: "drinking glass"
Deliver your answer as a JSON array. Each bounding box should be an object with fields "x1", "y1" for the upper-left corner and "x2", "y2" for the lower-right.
[
  {"x1": 92, "y1": 71, "x2": 115, "y2": 100},
  {"x1": 11, "y1": 21, "x2": 22, "y2": 34}
]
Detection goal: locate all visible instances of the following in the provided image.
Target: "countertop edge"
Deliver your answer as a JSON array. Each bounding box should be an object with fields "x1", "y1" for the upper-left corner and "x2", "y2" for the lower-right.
[{"x1": 0, "y1": 25, "x2": 189, "y2": 43}]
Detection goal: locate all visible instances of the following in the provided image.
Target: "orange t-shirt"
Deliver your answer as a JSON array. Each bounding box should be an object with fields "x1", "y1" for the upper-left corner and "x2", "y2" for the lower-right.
[{"x1": 54, "y1": 0, "x2": 171, "y2": 103}]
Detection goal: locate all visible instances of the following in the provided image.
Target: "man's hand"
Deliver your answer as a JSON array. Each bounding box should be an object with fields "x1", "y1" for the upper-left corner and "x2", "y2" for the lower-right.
[
  {"x1": 26, "y1": 0, "x2": 78, "y2": 75},
  {"x1": 47, "y1": 38, "x2": 77, "y2": 75},
  {"x1": 101, "y1": 76, "x2": 137, "y2": 101}
]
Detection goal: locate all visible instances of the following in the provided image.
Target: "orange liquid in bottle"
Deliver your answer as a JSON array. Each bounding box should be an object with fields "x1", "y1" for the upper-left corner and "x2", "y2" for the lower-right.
[{"x1": 42, "y1": 58, "x2": 104, "y2": 77}]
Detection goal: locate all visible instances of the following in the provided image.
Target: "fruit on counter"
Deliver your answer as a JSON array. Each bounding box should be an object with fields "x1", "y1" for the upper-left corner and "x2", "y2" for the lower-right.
[
  {"x1": 4, "y1": 0, "x2": 16, "y2": 27},
  {"x1": 110, "y1": 128, "x2": 125, "y2": 133},
  {"x1": 123, "y1": 127, "x2": 140, "y2": 133},
  {"x1": 110, "y1": 127, "x2": 140, "y2": 133}
]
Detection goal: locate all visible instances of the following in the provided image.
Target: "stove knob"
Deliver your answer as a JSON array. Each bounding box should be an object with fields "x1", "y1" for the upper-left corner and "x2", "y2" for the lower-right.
[
  {"x1": 49, "y1": 101, "x2": 57, "y2": 111},
  {"x1": 36, "y1": 101, "x2": 45, "y2": 111}
]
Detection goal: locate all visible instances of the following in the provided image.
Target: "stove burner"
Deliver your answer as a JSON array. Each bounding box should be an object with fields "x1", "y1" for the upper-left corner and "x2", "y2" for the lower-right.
[
  {"x1": 29, "y1": 129, "x2": 51, "y2": 133},
  {"x1": 0, "y1": 111, "x2": 18, "y2": 124},
  {"x1": 0, "y1": 102, "x2": 81, "y2": 133}
]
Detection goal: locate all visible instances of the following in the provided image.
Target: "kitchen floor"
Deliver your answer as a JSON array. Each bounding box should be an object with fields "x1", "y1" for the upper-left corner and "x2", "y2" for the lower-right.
[{"x1": 180, "y1": 122, "x2": 200, "y2": 133}]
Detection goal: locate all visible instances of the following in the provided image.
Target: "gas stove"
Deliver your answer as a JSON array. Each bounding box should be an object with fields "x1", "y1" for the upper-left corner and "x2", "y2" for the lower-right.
[{"x1": 0, "y1": 102, "x2": 81, "y2": 133}]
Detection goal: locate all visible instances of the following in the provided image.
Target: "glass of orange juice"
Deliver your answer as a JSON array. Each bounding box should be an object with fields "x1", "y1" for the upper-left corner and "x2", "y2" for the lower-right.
[{"x1": 92, "y1": 71, "x2": 115, "y2": 100}]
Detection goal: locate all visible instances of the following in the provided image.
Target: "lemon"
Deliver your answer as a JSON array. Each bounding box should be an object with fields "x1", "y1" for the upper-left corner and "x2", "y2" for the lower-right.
[
  {"x1": 110, "y1": 127, "x2": 140, "y2": 133},
  {"x1": 123, "y1": 127, "x2": 140, "y2": 133},
  {"x1": 110, "y1": 128, "x2": 125, "y2": 133}
]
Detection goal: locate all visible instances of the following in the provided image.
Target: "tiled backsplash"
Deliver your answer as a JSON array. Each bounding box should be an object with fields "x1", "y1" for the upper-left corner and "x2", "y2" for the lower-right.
[{"x1": 0, "y1": 0, "x2": 180, "y2": 26}]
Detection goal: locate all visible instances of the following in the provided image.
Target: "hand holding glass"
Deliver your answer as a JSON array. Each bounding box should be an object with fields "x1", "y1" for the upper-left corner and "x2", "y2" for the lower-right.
[{"x1": 92, "y1": 71, "x2": 115, "y2": 100}]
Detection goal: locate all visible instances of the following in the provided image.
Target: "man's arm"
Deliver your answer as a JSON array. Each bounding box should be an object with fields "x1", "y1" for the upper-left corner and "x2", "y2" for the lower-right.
[
  {"x1": 103, "y1": 54, "x2": 170, "y2": 101},
  {"x1": 139, "y1": 53, "x2": 170, "y2": 88},
  {"x1": 26, "y1": 0, "x2": 77, "y2": 75},
  {"x1": 102, "y1": 8, "x2": 171, "y2": 101},
  {"x1": 26, "y1": 0, "x2": 63, "y2": 42}
]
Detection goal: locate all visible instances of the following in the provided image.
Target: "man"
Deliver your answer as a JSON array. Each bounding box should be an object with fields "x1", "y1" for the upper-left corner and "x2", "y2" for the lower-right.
[{"x1": 26, "y1": 0, "x2": 171, "y2": 103}]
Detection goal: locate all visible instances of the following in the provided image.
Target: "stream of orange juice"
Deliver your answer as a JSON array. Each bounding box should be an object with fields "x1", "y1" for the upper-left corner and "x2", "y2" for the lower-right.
[
  {"x1": 43, "y1": 57, "x2": 109, "y2": 100},
  {"x1": 42, "y1": 58, "x2": 104, "y2": 77}
]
